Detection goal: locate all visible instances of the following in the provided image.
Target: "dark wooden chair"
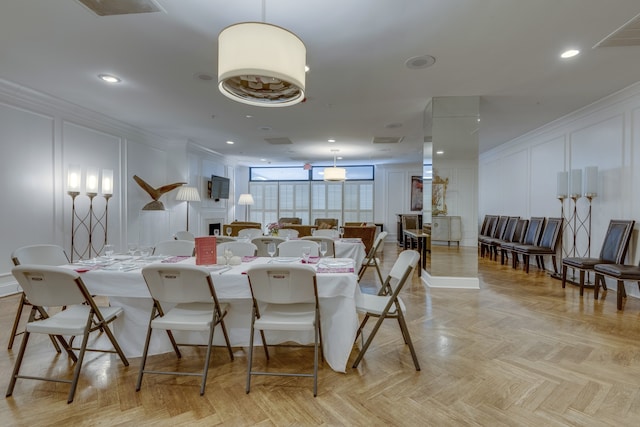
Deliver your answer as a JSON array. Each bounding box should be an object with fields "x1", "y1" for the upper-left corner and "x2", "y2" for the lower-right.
[
  {"x1": 562, "y1": 219, "x2": 635, "y2": 296},
  {"x1": 511, "y1": 218, "x2": 562, "y2": 274},
  {"x1": 478, "y1": 215, "x2": 498, "y2": 255},
  {"x1": 500, "y1": 218, "x2": 528, "y2": 265},
  {"x1": 479, "y1": 216, "x2": 509, "y2": 258},
  {"x1": 594, "y1": 262, "x2": 640, "y2": 310},
  {"x1": 504, "y1": 217, "x2": 545, "y2": 270}
]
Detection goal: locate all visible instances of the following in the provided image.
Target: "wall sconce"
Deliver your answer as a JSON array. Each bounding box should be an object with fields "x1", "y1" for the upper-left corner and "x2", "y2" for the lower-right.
[
  {"x1": 176, "y1": 186, "x2": 201, "y2": 231},
  {"x1": 238, "y1": 193, "x2": 255, "y2": 222},
  {"x1": 66, "y1": 165, "x2": 115, "y2": 261}
]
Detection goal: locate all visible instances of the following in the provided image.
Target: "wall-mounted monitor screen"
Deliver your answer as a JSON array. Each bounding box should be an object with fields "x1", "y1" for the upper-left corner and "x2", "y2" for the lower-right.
[{"x1": 209, "y1": 175, "x2": 230, "y2": 201}]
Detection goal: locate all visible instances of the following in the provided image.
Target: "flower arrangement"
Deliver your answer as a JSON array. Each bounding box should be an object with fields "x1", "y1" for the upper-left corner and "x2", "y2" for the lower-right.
[{"x1": 267, "y1": 222, "x2": 283, "y2": 235}]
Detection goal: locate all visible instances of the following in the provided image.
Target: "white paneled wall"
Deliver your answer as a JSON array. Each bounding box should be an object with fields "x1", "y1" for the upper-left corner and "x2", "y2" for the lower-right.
[{"x1": 480, "y1": 81, "x2": 640, "y2": 298}]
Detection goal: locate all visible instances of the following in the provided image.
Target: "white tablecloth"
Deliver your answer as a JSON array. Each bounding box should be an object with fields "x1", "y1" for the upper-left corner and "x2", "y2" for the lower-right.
[
  {"x1": 334, "y1": 239, "x2": 366, "y2": 268},
  {"x1": 74, "y1": 257, "x2": 361, "y2": 372}
]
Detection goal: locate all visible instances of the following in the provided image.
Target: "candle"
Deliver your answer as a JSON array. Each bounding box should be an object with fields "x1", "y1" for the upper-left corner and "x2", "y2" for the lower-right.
[
  {"x1": 86, "y1": 167, "x2": 99, "y2": 195},
  {"x1": 570, "y1": 169, "x2": 582, "y2": 197},
  {"x1": 102, "y1": 169, "x2": 114, "y2": 195},
  {"x1": 584, "y1": 166, "x2": 598, "y2": 197},
  {"x1": 556, "y1": 171, "x2": 568, "y2": 198}
]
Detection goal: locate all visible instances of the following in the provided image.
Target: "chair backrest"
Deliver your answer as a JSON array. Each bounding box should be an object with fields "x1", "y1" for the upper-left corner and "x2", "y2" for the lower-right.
[
  {"x1": 312, "y1": 229, "x2": 339, "y2": 238},
  {"x1": 491, "y1": 216, "x2": 509, "y2": 239},
  {"x1": 217, "y1": 241, "x2": 257, "y2": 257},
  {"x1": 12, "y1": 265, "x2": 88, "y2": 307},
  {"x1": 599, "y1": 219, "x2": 636, "y2": 263},
  {"x1": 386, "y1": 250, "x2": 420, "y2": 293},
  {"x1": 367, "y1": 231, "x2": 388, "y2": 258},
  {"x1": 277, "y1": 229, "x2": 299, "y2": 239},
  {"x1": 247, "y1": 264, "x2": 317, "y2": 304},
  {"x1": 278, "y1": 217, "x2": 302, "y2": 225},
  {"x1": 479, "y1": 215, "x2": 493, "y2": 236},
  {"x1": 513, "y1": 219, "x2": 529, "y2": 243},
  {"x1": 483, "y1": 215, "x2": 499, "y2": 238},
  {"x1": 278, "y1": 240, "x2": 320, "y2": 257},
  {"x1": 501, "y1": 216, "x2": 520, "y2": 242},
  {"x1": 401, "y1": 215, "x2": 420, "y2": 231},
  {"x1": 238, "y1": 228, "x2": 264, "y2": 239},
  {"x1": 301, "y1": 236, "x2": 336, "y2": 257},
  {"x1": 213, "y1": 236, "x2": 236, "y2": 244},
  {"x1": 343, "y1": 226, "x2": 376, "y2": 253},
  {"x1": 141, "y1": 264, "x2": 216, "y2": 304},
  {"x1": 252, "y1": 236, "x2": 286, "y2": 256},
  {"x1": 153, "y1": 240, "x2": 195, "y2": 256},
  {"x1": 522, "y1": 217, "x2": 545, "y2": 245},
  {"x1": 11, "y1": 244, "x2": 70, "y2": 266},
  {"x1": 537, "y1": 217, "x2": 562, "y2": 249},
  {"x1": 174, "y1": 231, "x2": 195, "y2": 241},
  {"x1": 314, "y1": 218, "x2": 338, "y2": 228}
]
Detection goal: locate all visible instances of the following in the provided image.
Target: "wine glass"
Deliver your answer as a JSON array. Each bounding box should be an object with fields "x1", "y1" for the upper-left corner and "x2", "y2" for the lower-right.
[
  {"x1": 127, "y1": 243, "x2": 137, "y2": 256},
  {"x1": 267, "y1": 242, "x2": 276, "y2": 258},
  {"x1": 320, "y1": 241, "x2": 328, "y2": 257},
  {"x1": 214, "y1": 229, "x2": 220, "y2": 236},
  {"x1": 103, "y1": 244, "x2": 115, "y2": 259},
  {"x1": 226, "y1": 227, "x2": 232, "y2": 236},
  {"x1": 339, "y1": 227, "x2": 345, "y2": 240},
  {"x1": 302, "y1": 246, "x2": 311, "y2": 264},
  {"x1": 139, "y1": 246, "x2": 151, "y2": 258}
]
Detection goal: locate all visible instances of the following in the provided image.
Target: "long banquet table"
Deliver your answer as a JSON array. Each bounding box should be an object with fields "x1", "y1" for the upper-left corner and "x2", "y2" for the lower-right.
[{"x1": 72, "y1": 256, "x2": 361, "y2": 372}]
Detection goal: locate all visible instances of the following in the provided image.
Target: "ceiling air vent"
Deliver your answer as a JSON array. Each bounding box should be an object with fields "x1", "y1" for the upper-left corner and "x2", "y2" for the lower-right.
[
  {"x1": 372, "y1": 136, "x2": 404, "y2": 144},
  {"x1": 594, "y1": 12, "x2": 640, "y2": 47},
  {"x1": 77, "y1": 0, "x2": 163, "y2": 16},
  {"x1": 265, "y1": 137, "x2": 293, "y2": 145}
]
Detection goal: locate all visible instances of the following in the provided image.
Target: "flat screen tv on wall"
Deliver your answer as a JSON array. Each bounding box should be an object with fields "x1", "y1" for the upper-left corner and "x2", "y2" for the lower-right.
[{"x1": 209, "y1": 175, "x2": 230, "y2": 201}]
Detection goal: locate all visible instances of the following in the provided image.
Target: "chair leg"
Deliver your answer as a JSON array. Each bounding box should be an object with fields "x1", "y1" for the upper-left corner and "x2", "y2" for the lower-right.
[
  {"x1": 136, "y1": 310, "x2": 156, "y2": 391},
  {"x1": 6, "y1": 330, "x2": 31, "y2": 398},
  {"x1": 594, "y1": 274, "x2": 603, "y2": 300},
  {"x1": 524, "y1": 255, "x2": 530, "y2": 273},
  {"x1": 617, "y1": 280, "x2": 626, "y2": 310},
  {"x1": 67, "y1": 318, "x2": 93, "y2": 403},
  {"x1": 562, "y1": 265, "x2": 568, "y2": 288},
  {"x1": 579, "y1": 270, "x2": 585, "y2": 296},
  {"x1": 313, "y1": 310, "x2": 319, "y2": 397},
  {"x1": 200, "y1": 314, "x2": 217, "y2": 396},
  {"x1": 550, "y1": 255, "x2": 558, "y2": 274},
  {"x1": 7, "y1": 293, "x2": 26, "y2": 350},
  {"x1": 353, "y1": 313, "x2": 387, "y2": 369},
  {"x1": 397, "y1": 310, "x2": 420, "y2": 371},
  {"x1": 246, "y1": 314, "x2": 256, "y2": 394}
]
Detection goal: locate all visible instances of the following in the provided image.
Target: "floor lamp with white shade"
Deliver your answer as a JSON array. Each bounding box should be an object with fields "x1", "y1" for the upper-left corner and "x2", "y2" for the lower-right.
[
  {"x1": 176, "y1": 186, "x2": 200, "y2": 231},
  {"x1": 238, "y1": 193, "x2": 255, "y2": 222}
]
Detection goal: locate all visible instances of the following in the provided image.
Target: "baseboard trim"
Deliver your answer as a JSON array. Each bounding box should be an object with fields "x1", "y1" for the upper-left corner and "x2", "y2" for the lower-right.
[{"x1": 423, "y1": 270, "x2": 480, "y2": 289}]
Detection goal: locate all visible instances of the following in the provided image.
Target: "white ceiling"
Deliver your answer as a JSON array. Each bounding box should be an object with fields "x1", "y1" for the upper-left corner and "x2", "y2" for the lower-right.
[{"x1": 1, "y1": 0, "x2": 639, "y2": 167}]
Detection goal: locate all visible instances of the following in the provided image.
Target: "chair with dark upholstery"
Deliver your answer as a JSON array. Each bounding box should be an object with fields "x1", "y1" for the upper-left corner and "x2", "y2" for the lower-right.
[
  {"x1": 279, "y1": 217, "x2": 302, "y2": 225},
  {"x1": 500, "y1": 218, "x2": 528, "y2": 265},
  {"x1": 487, "y1": 216, "x2": 519, "y2": 261},
  {"x1": 478, "y1": 216, "x2": 509, "y2": 259},
  {"x1": 478, "y1": 215, "x2": 499, "y2": 255},
  {"x1": 511, "y1": 217, "x2": 562, "y2": 273},
  {"x1": 314, "y1": 218, "x2": 338, "y2": 229},
  {"x1": 594, "y1": 262, "x2": 640, "y2": 310},
  {"x1": 562, "y1": 219, "x2": 635, "y2": 296},
  {"x1": 504, "y1": 217, "x2": 545, "y2": 269}
]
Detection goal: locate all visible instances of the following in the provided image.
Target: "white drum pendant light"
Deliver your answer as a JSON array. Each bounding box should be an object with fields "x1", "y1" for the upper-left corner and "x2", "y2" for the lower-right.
[
  {"x1": 218, "y1": 22, "x2": 306, "y2": 107},
  {"x1": 324, "y1": 150, "x2": 346, "y2": 182}
]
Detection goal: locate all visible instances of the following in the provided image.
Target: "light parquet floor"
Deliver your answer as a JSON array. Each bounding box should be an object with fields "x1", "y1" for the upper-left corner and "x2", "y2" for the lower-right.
[{"x1": 1, "y1": 245, "x2": 640, "y2": 426}]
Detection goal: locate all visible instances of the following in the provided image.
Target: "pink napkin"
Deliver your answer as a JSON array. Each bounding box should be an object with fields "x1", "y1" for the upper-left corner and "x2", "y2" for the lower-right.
[
  {"x1": 242, "y1": 256, "x2": 258, "y2": 262},
  {"x1": 302, "y1": 257, "x2": 320, "y2": 264}
]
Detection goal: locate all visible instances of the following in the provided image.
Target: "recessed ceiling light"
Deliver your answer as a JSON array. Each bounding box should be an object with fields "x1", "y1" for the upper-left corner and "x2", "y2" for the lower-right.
[
  {"x1": 436, "y1": 150, "x2": 444, "y2": 155},
  {"x1": 226, "y1": 140, "x2": 234, "y2": 145},
  {"x1": 245, "y1": 115, "x2": 253, "y2": 118},
  {"x1": 385, "y1": 122, "x2": 403, "y2": 129},
  {"x1": 98, "y1": 74, "x2": 121, "y2": 83},
  {"x1": 328, "y1": 139, "x2": 336, "y2": 143},
  {"x1": 305, "y1": 65, "x2": 310, "y2": 72},
  {"x1": 337, "y1": 156, "x2": 343, "y2": 160},
  {"x1": 405, "y1": 55, "x2": 436, "y2": 70},
  {"x1": 260, "y1": 158, "x2": 267, "y2": 162},
  {"x1": 560, "y1": 49, "x2": 580, "y2": 59}
]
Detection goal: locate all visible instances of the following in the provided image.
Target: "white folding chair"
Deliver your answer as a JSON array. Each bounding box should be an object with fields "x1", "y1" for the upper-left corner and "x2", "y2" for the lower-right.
[
  {"x1": 174, "y1": 231, "x2": 195, "y2": 241},
  {"x1": 301, "y1": 236, "x2": 336, "y2": 257},
  {"x1": 153, "y1": 239, "x2": 195, "y2": 256},
  {"x1": 217, "y1": 241, "x2": 257, "y2": 257},
  {"x1": 238, "y1": 228, "x2": 264, "y2": 239},
  {"x1": 252, "y1": 236, "x2": 286, "y2": 257},
  {"x1": 352, "y1": 250, "x2": 420, "y2": 371},
  {"x1": 9, "y1": 244, "x2": 71, "y2": 351},
  {"x1": 7, "y1": 265, "x2": 129, "y2": 403},
  {"x1": 246, "y1": 264, "x2": 322, "y2": 396},
  {"x1": 278, "y1": 240, "x2": 319, "y2": 257},
  {"x1": 138, "y1": 264, "x2": 234, "y2": 395},
  {"x1": 357, "y1": 231, "x2": 388, "y2": 285},
  {"x1": 277, "y1": 228, "x2": 299, "y2": 239}
]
